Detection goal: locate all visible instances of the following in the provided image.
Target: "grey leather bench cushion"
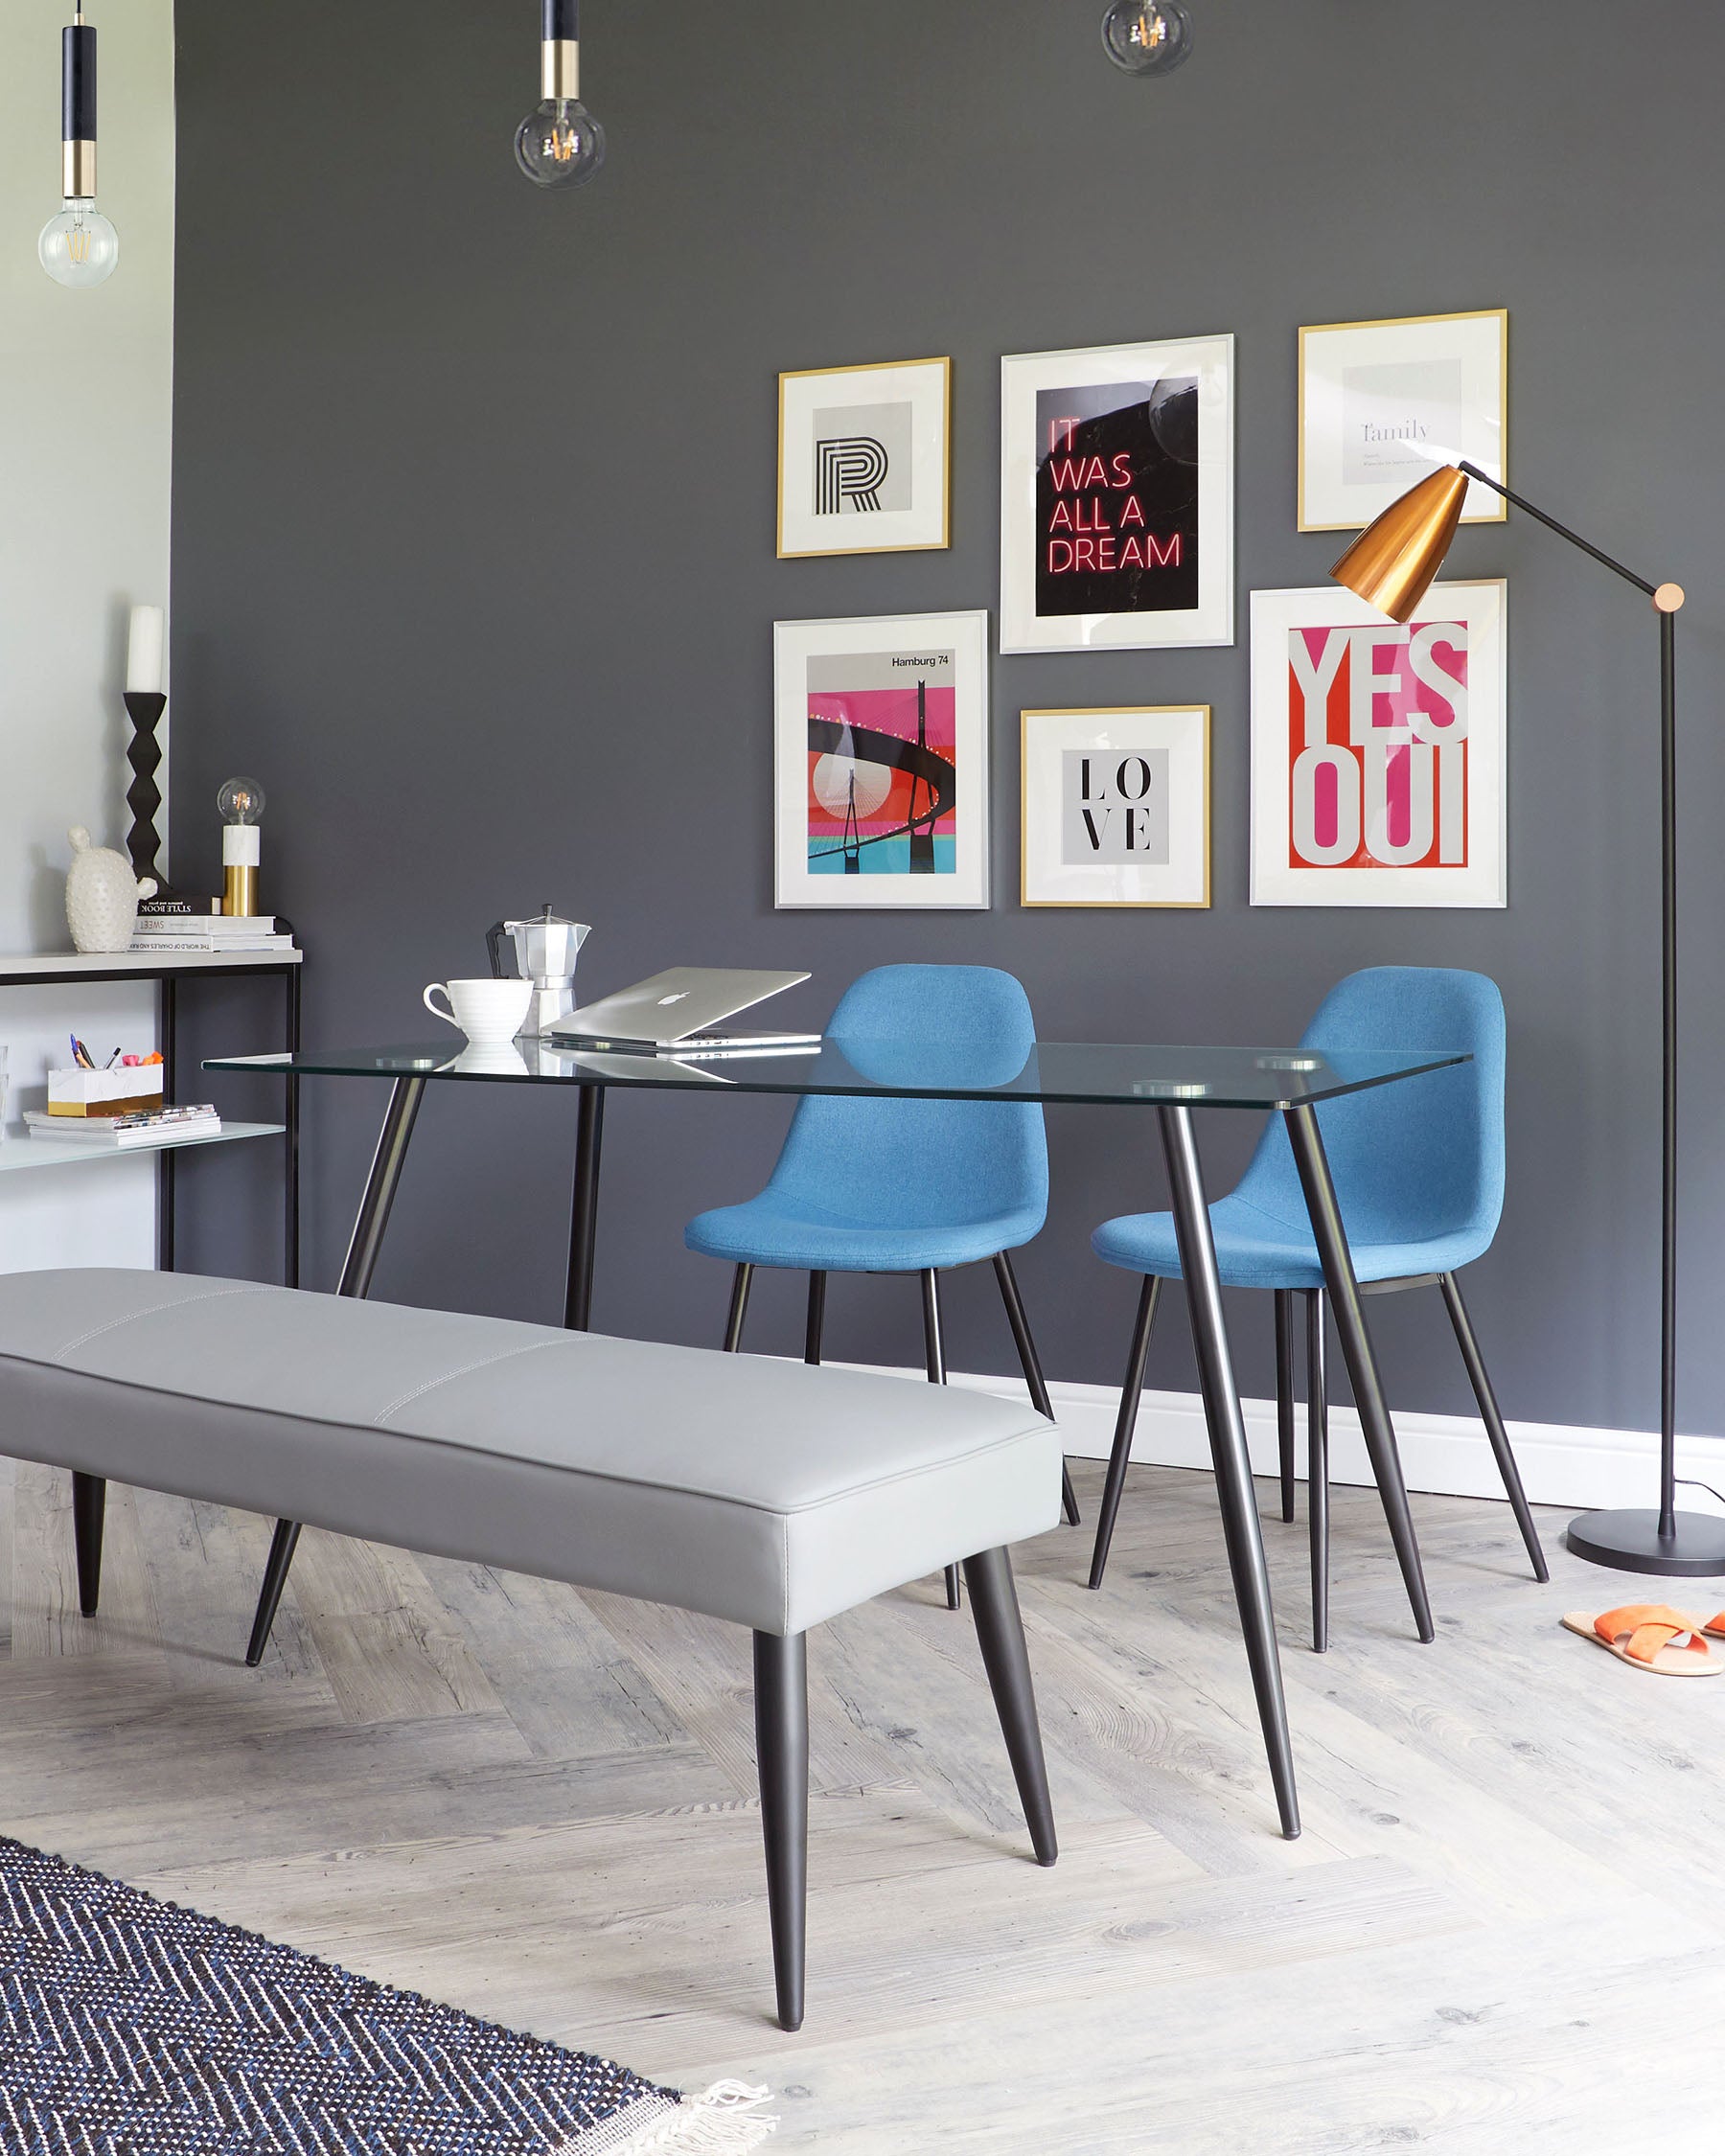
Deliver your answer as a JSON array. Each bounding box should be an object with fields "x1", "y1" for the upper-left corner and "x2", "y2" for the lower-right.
[{"x1": 0, "y1": 1271, "x2": 1060, "y2": 1635}]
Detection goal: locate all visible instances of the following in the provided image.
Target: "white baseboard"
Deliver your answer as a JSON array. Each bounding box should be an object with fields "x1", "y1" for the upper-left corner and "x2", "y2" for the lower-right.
[{"x1": 817, "y1": 1360, "x2": 1725, "y2": 1518}]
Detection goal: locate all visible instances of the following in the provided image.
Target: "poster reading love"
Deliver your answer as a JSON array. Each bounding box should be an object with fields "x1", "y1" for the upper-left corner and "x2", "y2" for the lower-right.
[
  {"x1": 1251, "y1": 582, "x2": 1506, "y2": 908},
  {"x1": 1001, "y1": 335, "x2": 1233, "y2": 654}
]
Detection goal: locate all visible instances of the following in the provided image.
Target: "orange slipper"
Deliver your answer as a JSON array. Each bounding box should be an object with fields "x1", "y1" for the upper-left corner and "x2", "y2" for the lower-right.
[{"x1": 1562, "y1": 1604, "x2": 1722, "y2": 1677}]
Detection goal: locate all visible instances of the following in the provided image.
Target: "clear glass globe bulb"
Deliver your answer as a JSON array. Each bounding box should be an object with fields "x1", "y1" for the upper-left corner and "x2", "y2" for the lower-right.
[
  {"x1": 217, "y1": 777, "x2": 265, "y2": 825},
  {"x1": 38, "y1": 199, "x2": 120, "y2": 288},
  {"x1": 1101, "y1": 0, "x2": 1193, "y2": 76},
  {"x1": 515, "y1": 98, "x2": 606, "y2": 189}
]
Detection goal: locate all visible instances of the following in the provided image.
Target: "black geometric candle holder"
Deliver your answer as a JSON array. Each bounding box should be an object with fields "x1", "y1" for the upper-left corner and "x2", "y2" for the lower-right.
[{"x1": 123, "y1": 689, "x2": 178, "y2": 898}]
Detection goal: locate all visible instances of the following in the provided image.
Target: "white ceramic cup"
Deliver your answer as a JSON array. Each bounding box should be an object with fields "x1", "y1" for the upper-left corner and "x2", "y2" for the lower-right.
[{"x1": 423, "y1": 977, "x2": 533, "y2": 1046}]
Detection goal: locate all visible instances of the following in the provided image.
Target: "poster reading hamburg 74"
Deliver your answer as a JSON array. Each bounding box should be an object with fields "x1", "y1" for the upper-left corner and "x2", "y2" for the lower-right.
[{"x1": 1250, "y1": 582, "x2": 1506, "y2": 908}]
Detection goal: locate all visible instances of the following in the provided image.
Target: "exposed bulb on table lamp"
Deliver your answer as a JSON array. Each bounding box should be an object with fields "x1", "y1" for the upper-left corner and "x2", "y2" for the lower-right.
[
  {"x1": 218, "y1": 777, "x2": 265, "y2": 919},
  {"x1": 517, "y1": 0, "x2": 605, "y2": 188},
  {"x1": 1101, "y1": 0, "x2": 1193, "y2": 76},
  {"x1": 40, "y1": 10, "x2": 119, "y2": 287}
]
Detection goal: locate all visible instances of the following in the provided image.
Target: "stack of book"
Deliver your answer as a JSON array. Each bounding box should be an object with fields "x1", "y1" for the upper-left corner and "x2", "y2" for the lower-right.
[
  {"x1": 24, "y1": 1104, "x2": 223, "y2": 1149},
  {"x1": 130, "y1": 913, "x2": 294, "y2": 954}
]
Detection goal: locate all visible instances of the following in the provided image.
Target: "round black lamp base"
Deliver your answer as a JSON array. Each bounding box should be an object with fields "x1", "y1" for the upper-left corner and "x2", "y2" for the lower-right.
[{"x1": 1565, "y1": 1506, "x2": 1725, "y2": 1578}]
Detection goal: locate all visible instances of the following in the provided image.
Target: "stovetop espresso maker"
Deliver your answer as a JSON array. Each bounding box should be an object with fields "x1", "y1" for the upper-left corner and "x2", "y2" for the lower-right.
[{"x1": 486, "y1": 905, "x2": 592, "y2": 1037}]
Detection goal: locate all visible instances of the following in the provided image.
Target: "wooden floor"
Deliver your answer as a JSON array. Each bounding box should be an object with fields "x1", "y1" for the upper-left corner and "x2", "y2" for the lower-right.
[{"x1": 2, "y1": 1451, "x2": 1719, "y2": 2153}]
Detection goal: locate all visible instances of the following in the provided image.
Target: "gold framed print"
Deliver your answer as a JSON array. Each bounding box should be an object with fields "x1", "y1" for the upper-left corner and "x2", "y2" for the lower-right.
[
  {"x1": 1298, "y1": 309, "x2": 1507, "y2": 532},
  {"x1": 777, "y1": 356, "x2": 952, "y2": 558},
  {"x1": 1021, "y1": 704, "x2": 1210, "y2": 907}
]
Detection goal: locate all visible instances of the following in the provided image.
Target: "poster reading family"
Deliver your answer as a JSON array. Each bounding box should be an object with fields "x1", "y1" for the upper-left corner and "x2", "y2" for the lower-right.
[
  {"x1": 1000, "y1": 334, "x2": 1233, "y2": 653},
  {"x1": 774, "y1": 611, "x2": 990, "y2": 909},
  {"x1": 1250, "y1": 582, "x2": 1506, "y2": 908}
]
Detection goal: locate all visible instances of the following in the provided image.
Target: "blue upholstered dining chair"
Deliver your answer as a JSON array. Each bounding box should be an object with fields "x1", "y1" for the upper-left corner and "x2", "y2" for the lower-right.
[
  {"x1": 685, "y1": 963, "x2": 1077, "y2": 1608},
  {"x1": 1085, "y1": 966, "x2": 1547, "y2": 1646}
]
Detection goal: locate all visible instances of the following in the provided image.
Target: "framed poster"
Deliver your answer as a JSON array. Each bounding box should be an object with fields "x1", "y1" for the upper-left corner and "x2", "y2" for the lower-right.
[
  {"x1": 1299, "y1": 310, "x2": 1507, "y2": 532},
  {"x1": 1250, "y1": 581, "x2": 1506, "y2": 909},
  {"x1": 1000, "y1": 333, "x2": 1233, "y2": 654},
  {"x1": 774, "y1": 610, "x2": 990, "y2": 909},
  {"x1": 1021, "y1": 706, "x2": 1209, "y2": 908},
  {"x1": 777, "y1": 357, "x2": 952, "y2": 558}
]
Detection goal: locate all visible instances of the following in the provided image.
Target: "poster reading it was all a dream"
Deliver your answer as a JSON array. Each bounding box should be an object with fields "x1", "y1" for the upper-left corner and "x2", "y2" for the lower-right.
[{"x1": 1000, "y1": 334, "x2": 1233, "y2": 654}]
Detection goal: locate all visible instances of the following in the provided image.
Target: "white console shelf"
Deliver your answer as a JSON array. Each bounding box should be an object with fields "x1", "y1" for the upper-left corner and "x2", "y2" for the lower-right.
[
  {"x1": 0, "y1": 950, "x2": 301, "y2": 978},
  {"x1": 0, "y1": 1122, "x2": 286, "y2": 1173}
]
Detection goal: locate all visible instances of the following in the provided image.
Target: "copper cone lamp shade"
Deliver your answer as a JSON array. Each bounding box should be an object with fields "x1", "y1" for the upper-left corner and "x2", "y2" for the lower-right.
[{"x1": 1329, "y1": 465, "x2": 1470, "y2": 623}]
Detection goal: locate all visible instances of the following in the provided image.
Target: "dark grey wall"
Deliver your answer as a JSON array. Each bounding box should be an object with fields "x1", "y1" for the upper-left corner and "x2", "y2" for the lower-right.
[{"x1": 169, "y1": 0, "x2": 1725, "y2": 1437}]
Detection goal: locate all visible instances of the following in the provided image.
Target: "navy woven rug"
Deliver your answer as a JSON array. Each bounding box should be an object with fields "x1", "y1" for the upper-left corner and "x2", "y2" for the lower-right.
[{"x1": 0, "y1": 1838, "x2": 774, "y2": 2154}]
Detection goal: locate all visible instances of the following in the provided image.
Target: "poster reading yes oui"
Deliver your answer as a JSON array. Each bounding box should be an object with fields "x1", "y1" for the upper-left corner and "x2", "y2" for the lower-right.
[
  {"x1": 1250, "y1": 582, "x2": 1506, "y2": 908},
  {"x1": 1000, "y1": 335, "x2": 1234, "y2": 654}
]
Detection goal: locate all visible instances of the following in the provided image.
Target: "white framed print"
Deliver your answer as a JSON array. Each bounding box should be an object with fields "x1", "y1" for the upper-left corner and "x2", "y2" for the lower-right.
[
  {"x1": 777, "y1": 357, "x2": 951, "y2": 558},
  {"x1": 1299, "y1": 309, "x2": 1507, "y2": 532},
  {"x1": 774, "y1": 610, "x2": 990, "y2": 909},
  {"x1": 1000, "y1": 333, "x2": 1233, "y2": 654},
  {"x1": 1250, "y1": 581, "x2": 1506, "y2": 909},
  {"x1": 1021, "y1": 706, "x2": 1209, "y2": 908}
]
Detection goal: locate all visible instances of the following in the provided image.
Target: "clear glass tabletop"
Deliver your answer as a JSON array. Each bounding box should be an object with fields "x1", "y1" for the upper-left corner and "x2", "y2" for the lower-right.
[{"x1": 207, "y1": 1038, "x2": 1468, "y2": 1111}]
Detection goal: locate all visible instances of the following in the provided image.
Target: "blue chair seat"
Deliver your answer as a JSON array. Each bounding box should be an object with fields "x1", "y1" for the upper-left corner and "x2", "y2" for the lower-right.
[
  {"x1": 1092, "y1": 1194, "x2": 1492, "y2": 1293},
  {"x1": 688, "y1": 1194, "x2": 1047, "y2": 1275}
]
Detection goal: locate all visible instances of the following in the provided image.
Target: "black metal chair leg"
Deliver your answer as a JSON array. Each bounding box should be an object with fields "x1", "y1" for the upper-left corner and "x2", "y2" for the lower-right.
[
  {"x1": 919, "y1": 1270, "x2": 962, "y2": 1610},
  {"x1": 724, "y1": 1262, "x2": 755, "y2": 1353},
  {"x1": 1088, "y1": 1275, "x2": 1162, "y2": 1590},
  {"x1": 1438, "y1": 1273, "x2": 1549, "y2": 1583},
  {"x1": 752, "y1": 1631, "x2": 808, "y2": 2033},
  {"x1": 962, "y1": 1546, "x2": 1057, "y2": 1867},
  {"x1": 991, "y1": 1251, "x2": 1079, "y2": 1528},
  {"x1": 1275, "y1": 1290, "x2": 1297, "y2": 1524},
  {"x1": 245, "y1": 1519, "x2": 302, "y2": 1667},
  {"x1": 72, "y1": 1472, "x2": 105, "y2": 1619},
  {"x1": 804, "y1": 1271, "x2": 826, "y2": 1366},
  {"x1": 1306, "y1": 1290, "x2": 1329, "y2": 1653}
]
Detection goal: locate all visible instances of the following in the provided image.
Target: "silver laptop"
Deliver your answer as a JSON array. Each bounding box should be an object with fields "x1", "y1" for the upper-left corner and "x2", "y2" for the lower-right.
[{"x1": 546, "y1": 967, "x2": 816, "y2": 1052}]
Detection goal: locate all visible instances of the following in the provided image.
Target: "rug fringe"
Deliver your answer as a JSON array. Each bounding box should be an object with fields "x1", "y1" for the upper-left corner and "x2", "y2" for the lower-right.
[{"x1": 559, "y1": 2081, "x2": 777, "y2": 2155}]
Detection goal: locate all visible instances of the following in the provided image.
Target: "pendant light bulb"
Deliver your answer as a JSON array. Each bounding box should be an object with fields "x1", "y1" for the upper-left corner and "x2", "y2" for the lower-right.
[
  {"x1": 1101, "y1": 0, "x2": 1194, "y2": 76},
  {"x1": 517, "y1": 0, "x2": 605, "y2": 189},
  {"x1": 41, "y1": 9, "x2": 118, "y2": 286}
]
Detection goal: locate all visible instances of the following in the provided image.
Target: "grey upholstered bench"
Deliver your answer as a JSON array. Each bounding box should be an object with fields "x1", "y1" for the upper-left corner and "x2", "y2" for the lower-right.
[{"x1": 0, "y1": 1269, "x2": 1062, "y2": 2031}]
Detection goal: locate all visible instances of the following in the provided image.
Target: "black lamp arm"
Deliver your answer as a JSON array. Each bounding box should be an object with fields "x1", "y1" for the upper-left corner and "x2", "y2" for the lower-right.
[{"x1": 1456, "y1": 459, "x2": 1659, "y2": 599}]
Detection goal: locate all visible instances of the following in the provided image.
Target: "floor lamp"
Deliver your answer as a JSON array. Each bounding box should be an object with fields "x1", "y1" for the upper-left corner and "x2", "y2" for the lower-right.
[{"x1": 1331, "y1": 461, "x2": 1725, "y2": 1578}]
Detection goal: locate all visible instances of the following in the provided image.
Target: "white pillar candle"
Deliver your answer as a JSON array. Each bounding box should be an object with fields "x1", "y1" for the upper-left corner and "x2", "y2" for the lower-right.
[{"x1": 126, "y1": 605, "x2": 164, "y2": 694}]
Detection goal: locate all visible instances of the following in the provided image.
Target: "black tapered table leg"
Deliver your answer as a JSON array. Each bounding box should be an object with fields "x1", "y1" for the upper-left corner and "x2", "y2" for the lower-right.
[
  {"x1": 245, "y1": 1520, "x2": 302, "y2": 1667},
  {"x1": 1161, "y1": 1105, "x2": 1300, "y2": 1840},
  {"x1": 753, "y1": 1631, "x2": 808, "y2": 2033},
  {"x1": 724, "y1": 1263, "x2": 755, "y2": 1352},
  {"x1": 1306, "y1": 1289, "x2": 1329, "y2": 1654},
  {"x1": 72, "y1": 1472, "x2": 105, "y2": 1618},
  {"x1": 1439, "y1": 1273, "x2": 1549, "y2": 1583},
  {"x1": 1088, "y1": 1274, "x2": 1162, "y2": 1591},
  {"x1": 1275, "y1": 1289, "x2": 1297, "y2": 1524},
  {"x1": 921, "y1": 1271, "x2": 962, "y2": 1611},
  {"x1": 1283, "y1": 1104, "x2": 1434, "y2": 1643},
  {"x1": 804, "y1": 1272, "x2": 826, "y2": 1365},
  {"x1": 285, "y1": 960, "x2": 302, "y2": 1289},
  {"x1": 992, "y1": 1251, "x2": 1079, "y2": 1527},
  {"x1": 246, "y1": 1073, "x2": 427, "y2": 1664},
  {"x1": 963, "y1": 1546, "x2": 1057, "y2": 1867},
  {"x1": 564, "y1": 1084, "x2": 607, "y2": 1333}
]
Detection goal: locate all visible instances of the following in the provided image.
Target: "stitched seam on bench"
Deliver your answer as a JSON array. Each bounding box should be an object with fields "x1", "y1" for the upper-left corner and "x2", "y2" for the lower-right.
[
  {"x1": 50, "y1": 1285, "x2": 267, "y2": 1365},
  {"x1": 372, "y1": 1336, "x2": 568, "y2": 1424}
]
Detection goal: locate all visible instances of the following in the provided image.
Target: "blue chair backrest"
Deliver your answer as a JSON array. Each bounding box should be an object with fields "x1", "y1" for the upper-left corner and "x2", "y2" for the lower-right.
[
  {"x1": 765, "y1": 965, "x2": 1048, "y2": 1234},
  {"x1": 1232, "y1": 967, "x2": 1506, "y2": 1252}
]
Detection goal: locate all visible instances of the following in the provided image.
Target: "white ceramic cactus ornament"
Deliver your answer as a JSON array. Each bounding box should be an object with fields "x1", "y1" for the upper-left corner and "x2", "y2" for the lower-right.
[{"x1": 65, "y1": 828, "x2": 156, "y2": 954}]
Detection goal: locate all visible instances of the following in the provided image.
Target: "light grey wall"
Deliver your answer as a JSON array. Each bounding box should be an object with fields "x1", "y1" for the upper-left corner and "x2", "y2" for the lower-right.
[
  {"x1": 0, "y1": 0, "x2": 175, "y2": 1271},
  {"x1": 169, "y1": 0, "x2": 1725, "y2": 1442}
]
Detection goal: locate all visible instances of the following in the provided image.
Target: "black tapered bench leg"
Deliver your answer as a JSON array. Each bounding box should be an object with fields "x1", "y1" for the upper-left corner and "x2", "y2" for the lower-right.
[
  {"x1": 1088, "y1": 1273, "x2": 1162, "y2": 1590},
  {"x1": 991, "y1": 1251, "x2": 1079, "y2": 1528},
  {"x1": 246, "y1": 1519, "x2": 303, "y2": 1667},
  {"x1": 72, "y1": 1472, "x2": 105, "y2": 1619},
  {"x1": 963, "y1": 1546, "x2": 1057, "y2": 1867},
  {"x1": 1275, "y1": 1290, "x2": 1298, "y2": 1524},
  {"x1": 753, "y1": 1630, "x2": 808, "y2": 2033}
]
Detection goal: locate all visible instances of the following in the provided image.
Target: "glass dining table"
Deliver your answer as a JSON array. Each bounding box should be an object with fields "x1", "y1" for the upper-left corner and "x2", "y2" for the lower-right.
[{"x1": 207, "y1": 1033, "x2": 1470, "y2": 1843}]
